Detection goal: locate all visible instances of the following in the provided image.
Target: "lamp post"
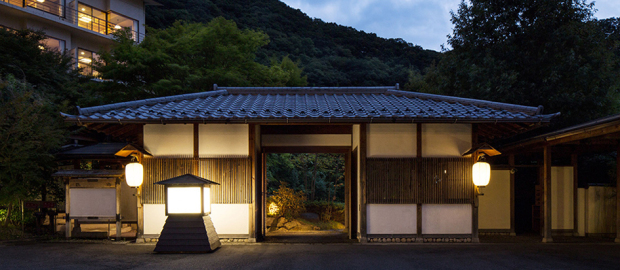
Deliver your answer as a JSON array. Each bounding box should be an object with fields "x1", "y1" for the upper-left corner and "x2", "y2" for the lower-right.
[
  {"x1": 153, "y1": 174, "x2": 221, "y2": 253},
  {"x1": 125, "y1": 162, "x2": 143, "y2": 242}
]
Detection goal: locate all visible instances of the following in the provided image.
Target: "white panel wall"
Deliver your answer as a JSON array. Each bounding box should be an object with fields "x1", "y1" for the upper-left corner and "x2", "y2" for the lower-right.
[
  {"x1": 367, "y1": 204, "x2": 417, "y2": 234},
  {"x1": 144, "y1": 124, "x2": 193, "y2": 157},
  {"x1": 70, "y1": 189, "x2": 116, "y2": 217},
  {"x1": 262, "y1": 134, "x2": 351, "y2": 146},
  {"x1": 422, "y1": 124, "x2": 471, "y2": 157},
  {"x1": 199, "y1": 124, "x2": 249, "y2": 157},
  {"x1": 210, "y1": 204, "x2": 250, "y2": 235},
  {"x1": 551, "y1": 166, "x2": 573, "y2": 230},
  {"x1": 479, "y1": 170, "x2": 511, "y2": 229},
  {"x1": 577, "y1": 188, "x2": 586, "y2": 236},
  {"x1": 422, "y1": 204, "x2": 472, "y2": 234},
  {"x1": 143, "y1": 204, "x2": 166, "y2": 235},
  {"x1": 367, "y1": 124, "x2": 416, "y2": 157},
  {"x1": 143, "y1": 203, "x2": 251, "y2": 236}
]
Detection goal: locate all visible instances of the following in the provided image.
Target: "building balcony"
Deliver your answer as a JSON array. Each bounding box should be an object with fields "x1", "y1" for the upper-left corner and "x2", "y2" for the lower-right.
[{"x1": 0, "y1": 0, "x2": 144, "y2": 43}]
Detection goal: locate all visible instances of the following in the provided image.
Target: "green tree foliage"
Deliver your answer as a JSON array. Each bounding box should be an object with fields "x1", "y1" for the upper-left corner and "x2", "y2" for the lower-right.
[
  {"x1": 416, "y1": 0, "x2": 620, "y2": 127},
  {"x1": 145, "y1": 0, "x2": 440, "y2": 87},
  {"x1": 0, "y1": 76, "x2": 65, "y2": 225},
  {"x1": 89, "y1": 18, "x2": 307, "y2": 104},
  {"x1": 270, "y1": 182, "x2": 306, "y2": 219},
  {"x1": 0, "y1": 28, "x2": 83, "y2": 109}
]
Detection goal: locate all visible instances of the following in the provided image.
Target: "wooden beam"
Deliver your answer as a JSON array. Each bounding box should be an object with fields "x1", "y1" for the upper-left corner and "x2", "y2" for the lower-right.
[
  {"x1": 345, "y1": 150, "x2": 351, "y2": 238},
  {"x1": 359, "y1": 123, "x2": 368, "y2": 243},
  {"x1": 548, "y1": 124, "x2": 620, "y2": 146},
  {"x1": 116, "y1": 178, "x2": 122, "y2": 241},
  {"x1": 472, "y1": 124, "x2": 479, "y2": 243},
  {"x1": 193, "y1": 124, "x2": 199, "y2": 175},
  {"x1": 510, "y1": 154, "x2": 516, "y2": 236},
  {"x1": 261, "y1": 146, "x2": 351, "y2": 154},
  {"x1": 65, "y1": 180, "x2": 71, "y2": 239},
  {"x1": 572, "y1": 154, "x2": 578, "y2": 236},
  {"x1": 261, "y1": 125, "x2": 352, "y2": 134},
  {"x1": 248, "y1": 124, "x2": 256, "y2": 240},
  {"x1": 542, "y1": 145, "x2": 553, "y2": 243}
]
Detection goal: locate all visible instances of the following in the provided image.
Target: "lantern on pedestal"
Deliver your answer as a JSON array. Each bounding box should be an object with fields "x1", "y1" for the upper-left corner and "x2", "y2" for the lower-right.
[{"x1": 153, "y1": 174, "x2": 221, "y2": 253}]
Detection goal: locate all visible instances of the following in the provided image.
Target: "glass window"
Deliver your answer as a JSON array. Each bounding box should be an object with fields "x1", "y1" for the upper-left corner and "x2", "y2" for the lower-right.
[
  {"x1": 77, "y1": 48, "x2": 99, "y2": 77},
  {"x1": 41, "y1": 36, "x2": 65, "y2": 52},
  {"x1": 77, "y1": 3, "x2": 106, "y2": 35},
  {"x1": 108, "y1": 12, "x2": 138, "y2": 41},
  {"x1": 4, "y1": 0, "x2": 24, "y2": 8},
  {"x1": 26, "y1": 0, "x2": 64, "y2": 17}
]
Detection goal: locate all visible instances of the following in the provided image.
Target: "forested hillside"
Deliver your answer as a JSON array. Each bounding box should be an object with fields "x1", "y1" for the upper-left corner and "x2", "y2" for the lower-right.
[{"x1": 145, "y1": 0, "x2": 440, "y2": 86}]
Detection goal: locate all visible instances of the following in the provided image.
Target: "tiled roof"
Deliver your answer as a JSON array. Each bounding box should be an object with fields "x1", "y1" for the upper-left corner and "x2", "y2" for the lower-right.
[{"x1": 62, "y1": 86, "x2": 559, "y2": 124}]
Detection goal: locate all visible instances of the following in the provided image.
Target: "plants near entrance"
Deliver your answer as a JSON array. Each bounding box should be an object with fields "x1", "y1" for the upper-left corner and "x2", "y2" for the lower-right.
[{"x1": 270, "y1": 182, "x2": 306, "y2": 220}]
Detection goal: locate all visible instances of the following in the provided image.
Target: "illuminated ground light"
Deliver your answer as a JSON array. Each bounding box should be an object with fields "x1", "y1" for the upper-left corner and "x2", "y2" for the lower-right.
[{"x1": 268, "y1": 202, "x2": 279, "y2": 216}]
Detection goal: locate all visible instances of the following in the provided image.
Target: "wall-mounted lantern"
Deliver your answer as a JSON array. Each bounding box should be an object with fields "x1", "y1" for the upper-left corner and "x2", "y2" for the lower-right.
[
  {"x1": 125, "y1": 162, "x2": 143, "y2": 187},
  {"x1": 462, "y1": 143, "x2": 501, "y2": 192},
  {"x1": 153, "y1": 174, "x2": 221, "y2": 253}
]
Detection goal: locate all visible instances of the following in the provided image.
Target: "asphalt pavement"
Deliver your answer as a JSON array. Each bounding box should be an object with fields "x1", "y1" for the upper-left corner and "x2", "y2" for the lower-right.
[{"x1": 1, "y1": 240, "x2": 620, "y2": 270}]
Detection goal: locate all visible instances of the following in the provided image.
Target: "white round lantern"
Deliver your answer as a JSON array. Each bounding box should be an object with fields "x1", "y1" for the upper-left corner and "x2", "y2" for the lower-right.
[
  {"x1": 125, "y1": 162, "x2": 144, "y2": 187},
  {"x1": 472, "y1": 161, "x2": 491, "y2": 187}
]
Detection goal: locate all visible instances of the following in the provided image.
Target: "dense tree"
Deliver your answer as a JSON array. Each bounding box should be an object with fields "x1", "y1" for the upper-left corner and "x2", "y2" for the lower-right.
[
  {"x1": 145, "y1": 0, "x2": 440, "y2": 87},
  {"x1": 0, "y1": 76, "x2": 65, "y2": 225},
  {"x1": 415, "y1": 0, "x2": 620, "y2": 127},
  {"x1": 89, "y1": 18, "x2": 307, "y2": 104}
]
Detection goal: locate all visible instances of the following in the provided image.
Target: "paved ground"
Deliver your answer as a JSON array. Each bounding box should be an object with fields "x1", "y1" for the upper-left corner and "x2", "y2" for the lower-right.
[{"x1": 1, "y1": 239, "x2": 619, "y2": 270}]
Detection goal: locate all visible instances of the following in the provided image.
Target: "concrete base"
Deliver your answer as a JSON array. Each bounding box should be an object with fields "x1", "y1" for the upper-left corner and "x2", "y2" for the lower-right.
[
  {"x1": 542, "y1": 238, "x2": 554, "y2": 243},
  {"x1": 472, "y1": 237, "x2": 480, "y2": 243},
  {"x1": 154, "y1": 215, "x2": 221, "y2": 253}
]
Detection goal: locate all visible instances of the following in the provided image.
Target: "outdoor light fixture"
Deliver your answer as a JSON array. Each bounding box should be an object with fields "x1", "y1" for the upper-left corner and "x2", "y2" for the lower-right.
[
  {"x1": 472, "y1": 158, "x2": 491, "y2": 187},
  {"x1": 125, "y1": 162, "x2": 143, "y2": 187},
  {"x1": 114, "y1": 25, "x2": 122, "y2": 29},
  {"x1": 154, "y1": 174, "x2": 221, "y2": 253}
]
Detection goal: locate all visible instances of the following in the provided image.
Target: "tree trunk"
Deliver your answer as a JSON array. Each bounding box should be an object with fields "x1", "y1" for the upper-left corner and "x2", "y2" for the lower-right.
[
  {"x1": 4, "y1": 201, "x2": 12, "y2": 226},
  {"x1": 311, "y1": 154, "x2": 318, "y2": 201}
]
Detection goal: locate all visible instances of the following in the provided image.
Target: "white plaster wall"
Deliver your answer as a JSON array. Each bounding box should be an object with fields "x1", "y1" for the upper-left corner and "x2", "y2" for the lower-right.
[
  {"x1": 262, "y1": 134, "x2": 351, "y2": 146},
  {"x1": 199, "y1": 124, "x2": 249, "y2": 157},
  {"x1": 367, "y1": 124, "x2": 416, "y2": 157},
  {"x1": 421, "y1": 124, "x2": 471, "y2": 157},
  {"x1": 144, "y1": 124, "x2": 193, "y2": 157},
  {"x1": 551, "y1": 166, "x2": 573, "y2": 230},
  {"x1": 143, "y1": 203, "x2": 251, "y2": 236},
  {"x1": 108, "y1": 0, "x2": 145, "y2": 26},
  {"x1": 70, "y1": 188, "x2": 116, "y2": 217},
  {"x1": 210, "y1": 204, "x2": 250, "y2": 235},
  {"x1": 422, "y1": 204, "x2": 472, "y2": 234},
  {"x1": 479, "y1": 170, "x2": 511, "y2": 229},
  {"x1": 367, "y1": 204, "x2": 417, "y2": 234},
  {"x1": 143, "y1": 204, "x2": 165, "y2": 235}
]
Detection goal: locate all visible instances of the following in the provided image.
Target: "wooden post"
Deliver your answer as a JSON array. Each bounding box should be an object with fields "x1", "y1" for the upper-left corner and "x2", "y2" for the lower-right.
[
  {"x1": 615, "y1": 144, "x2": 620, "y2": 243},
  {"x1": 249, "y1": 124, "x2": 256, "y2": 241},
  {"x1": 345, "y1": 150, "x2": 351, "y2": 238},
  {"x1": 416, "y1": 123, "x2": 423, "y2": 242},
  {"x1": 65, "y1": 180, "x2": 71, "y2": 239},
  {"x1": 509, "y1": 154, "x2": 516, "y2": 236},
  {"x1": 572, "y1": 153, "x2": 579, "y2": 237},
  {"x1": 472, "y1": 124, "x2": 479, "y2": 243},
  {"x1": 116, "y1": 178, "x2": 122, "y2": 240},
  {"x1": 542, "y1": 145, "x2": 553, "y2": 243},
  {"x1": 359, "y1": 123, "x2": 367, "y2": 243},
  {"x1": 193, "y1": 124, "x2": 199, "y2": 175}
]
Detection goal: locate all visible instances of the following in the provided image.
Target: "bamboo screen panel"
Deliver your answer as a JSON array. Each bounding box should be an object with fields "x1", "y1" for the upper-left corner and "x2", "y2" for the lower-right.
[
  {"x1": 199, "y1": 158, "x2": 252, "y2": 204},
  {"x1": 142, "y1": 157, "x2": 252, "y2": 204},
  {"x1": 367, "y1": 158, "x2": 474, "y2": 204}
]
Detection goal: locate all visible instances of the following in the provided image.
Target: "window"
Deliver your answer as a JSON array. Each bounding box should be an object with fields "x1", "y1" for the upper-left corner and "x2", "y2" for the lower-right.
[
  {"x1": 77, "y1": 3, "x2": 106, "y2": 35},
  {"x1": 26, "y1": 0, "x2": 65, "y2": 17},
  {"x1": 41, "y1": 36, "x2": 65, "y2": 52},
  {"x1": 2, "y1": 0, "x2": 24, "y2": 8},
  {"x1": 77, "y1": 48, "x2": 99, "y2": 77},
  {"x1": 108, "y1": 12, "x2": 139, "y2": 41}
]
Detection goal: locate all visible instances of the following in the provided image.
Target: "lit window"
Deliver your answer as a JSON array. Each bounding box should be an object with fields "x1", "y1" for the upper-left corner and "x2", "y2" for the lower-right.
[
  {"x1": 77, "y1": 48, "x2": 99, "y2": 77},
  {"x1": 108, "y1": 12, "x2": 139, "y2": 41},
  {"x1": 77, "y1": 3, "x2": 106, "y2": 35},
  {"x1": 26, "y1": 0, "x2": 64, "y2": 17},
  {"x1": 40, "y1": 37, "x2": 65, "y2": 53}
]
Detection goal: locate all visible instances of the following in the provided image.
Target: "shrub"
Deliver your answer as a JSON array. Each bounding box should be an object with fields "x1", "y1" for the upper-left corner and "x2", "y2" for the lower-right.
[
  {"x1": 304, "y1": 201, "x2": 345, "y2": 223},
  {"x1": 271, "y1": 182, "x2": 306, "y2": 219}
]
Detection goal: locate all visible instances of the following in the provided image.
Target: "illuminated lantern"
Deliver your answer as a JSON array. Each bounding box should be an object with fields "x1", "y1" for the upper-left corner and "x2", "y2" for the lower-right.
[
  {"x1": 472, "y1": 161, "x2": 491, "y2": 187},
  {"x1": 125, "y1": 163, "x2": 143, "y2": 187},
  {"x1": 154, "y1": 174, "x2": 221, "y2": 253}
]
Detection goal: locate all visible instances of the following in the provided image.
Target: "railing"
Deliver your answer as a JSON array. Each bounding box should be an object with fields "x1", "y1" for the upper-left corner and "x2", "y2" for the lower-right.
[{"x1": 1, "y1": 0, "x2": 145, "y2": 42}]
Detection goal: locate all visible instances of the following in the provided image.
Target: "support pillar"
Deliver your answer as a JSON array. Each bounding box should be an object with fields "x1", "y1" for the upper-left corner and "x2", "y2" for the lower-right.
[
  {"x1": 509, "y1": 154, "x2": 516, "y2": 236},
  {"x1": 65, "y1": 181, "x2": 71, "y2": 239},
  {"x1": 359, "y1": 123, "x2": 367, "y2": 243},
  {"x1": 416, "y1": 123, "x2": 423, "y2": 242},
  {"x1": 116, "y1": 178, "x2": 122, "y2": 240},
  {"x1": 615, "y1": 145, "x2": 620, "y2": 243},
  {"x1": 471, "y1": 125, "x2": 479, "y2": 243},
  {"x1": 542, "y1": 146, "x2": 553, "y2": 243},
  {"x1": 572, "y1": 153, "x2": 579, "y2": 237}
]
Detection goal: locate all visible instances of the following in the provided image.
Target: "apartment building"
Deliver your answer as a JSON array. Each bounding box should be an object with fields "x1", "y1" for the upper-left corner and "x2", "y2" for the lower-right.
[{"x1": 0, "y1": 0, "x2": 154, "y2": 75}]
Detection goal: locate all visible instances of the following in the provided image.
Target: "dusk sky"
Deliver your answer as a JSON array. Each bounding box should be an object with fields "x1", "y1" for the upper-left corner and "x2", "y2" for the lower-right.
[{"x1": 279, "y1": 0, "x2": 620, "y2": 51}]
